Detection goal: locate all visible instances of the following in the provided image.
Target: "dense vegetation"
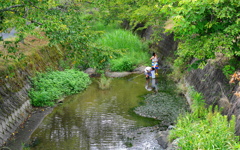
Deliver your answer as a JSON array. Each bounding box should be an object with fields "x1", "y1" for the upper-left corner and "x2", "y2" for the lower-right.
[
  {"x1": 169, "y1": 88, "x2": 240, "y2": 149},
  {"x1": 28, "y1": 69, "x2": 91, "y2": 106},
  {"x1": 96, "y1": 29, "x2": 149, "y2": 71},
  {"x1": 1, "y1": 0, "x2": 239, "y2": 73},
  {"x1": 0, "y1": 1, "x2": 150, "y2": 72},
  {"x1": 1, "y1": 0, "x2": 240, "y2": 148}
]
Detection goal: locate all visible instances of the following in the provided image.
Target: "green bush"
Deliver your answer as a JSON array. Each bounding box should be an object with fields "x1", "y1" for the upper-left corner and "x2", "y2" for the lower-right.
[
  {"x1": 97, "y1": 74, "x2": 112, "y2": 90},
  {"x1": 96, "y1": 29, "x2": 149, "y2": 71},
  {"x1": 169, "y1": 110, "x2": 239, "y2": 150},
  {"x1": 169, "y1": 88, "x2": 240, "y2": 149},
  {"x1": 110, "y1": 58, "x2": 134, "y2": 71},
  {"x1": 90, "y1": 21, "x2": 120, "y2": 32},
  {"x1": 189, "y1": 87, "x2": 207, "y2": 118},
  {"x1": 222, "y1": 65, "x2": 235, "y2": 79},
  {"x1": 28, "y1": 69, "x2": 91, "y2": 107},
  {"x1": 222, "y1": 57, "x2": 240, "y2": 79}
]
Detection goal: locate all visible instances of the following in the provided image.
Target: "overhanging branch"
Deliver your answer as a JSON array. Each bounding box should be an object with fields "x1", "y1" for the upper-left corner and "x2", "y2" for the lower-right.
[{"x1": 0, "y1": 4, "x2": 25, "y2": 12}]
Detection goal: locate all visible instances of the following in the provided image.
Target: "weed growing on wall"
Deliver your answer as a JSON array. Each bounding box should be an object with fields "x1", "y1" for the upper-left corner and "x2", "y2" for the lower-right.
[
  {"x1": 28, "y1": 69, "x2": 91, "y2": 107},
  {"x1": 222, "y1": 57, "x2": 240, "y2": 79},
  {"x1": 189, "y1": 87, "x2": 207, "y2": 118}
]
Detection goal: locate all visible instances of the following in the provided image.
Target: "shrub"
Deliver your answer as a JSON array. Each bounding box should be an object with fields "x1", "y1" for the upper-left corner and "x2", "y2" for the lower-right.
[
  {"x1": 97, "y1": 74, "x2": 112, "y2": 90},
  {"x1": 169, "y1": 88, "x2": 240, "y2": 149},
  {"x1": 96, "y1": 29, "x2": 149, "y2": 71},
  {"x1": 223, "y1": 64, "x2": 236, "y2": 79},
  {"x1": 28, "y1": 69, "x2": 91, "y2": 107},
  {"x1": 189, "y1": 87, "x2": 207, "y2": 118},
  {"x1": 110, "y1": 58, "x2": 134, "y2": 71},
  {"x1": 169, "y1": 110, "x2": 238, "y2": 150},
  {"x1": 90, "y1": 21, "x2": 120, "y2": 32},
  {"x1": 222, "y1": 57, "x2": 240, "y2": 79}
]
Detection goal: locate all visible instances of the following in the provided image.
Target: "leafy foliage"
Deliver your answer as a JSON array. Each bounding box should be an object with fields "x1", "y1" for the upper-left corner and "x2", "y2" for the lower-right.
[
  {"x1": 189, "y1": 87, "x2": 207, "y2": 118},
  {"x1": 223, "y1": 65, "x2": 236, "y2": 79},
  {"x1": 28, "y1": 69, "x2": 91, "y2": 107},
  {"x1": 164, "y1": 0, "x2": 240, "y2": 70},
  {"x1": 1, "y1": 0, "x2": 239, "y2": 72},
  {"x1": 169, "y1": 110, "x2": 239, "y2": 150},
  {"x1": 97, "y1": 74, "x2": 112, "y2": 90},
  {"x1": 0, "y1": 1, "x2": 121, "y2": 71},
  {"x1": 169, "y1": 88, "x2": 240, "y2": 149},
  {"x1": 222, "y1": 57, "x2": 240, "y2": 78},
  {"x1": 84, "y1": 0, "x2": 240, "y2": 72},
  {"x1": 110, "y1": 59, "x2": 134, "y2": 72},
  {"x1": 96, "y1": 29, "x2": 149, "y2": 71}
]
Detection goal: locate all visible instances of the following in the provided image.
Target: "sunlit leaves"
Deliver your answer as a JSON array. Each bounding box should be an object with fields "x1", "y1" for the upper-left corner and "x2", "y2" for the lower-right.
[
  {"x1": 169, "y1": 88, "x2": 239, "y2": 149},
  {"x1": 1, "y1": 0, "x2": 104, "y2": 68},
  {"x1": 166, "y1": 0, "x2": 240, "y2": 70},
  {"x1": 2, "y1": 0, "x2": 239, "y2": 72}
]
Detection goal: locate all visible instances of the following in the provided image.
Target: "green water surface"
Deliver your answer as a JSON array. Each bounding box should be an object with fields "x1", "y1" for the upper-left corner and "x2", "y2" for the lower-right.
[{"x1": 28, "y1": 74, "x2": 162, "y2": 149}]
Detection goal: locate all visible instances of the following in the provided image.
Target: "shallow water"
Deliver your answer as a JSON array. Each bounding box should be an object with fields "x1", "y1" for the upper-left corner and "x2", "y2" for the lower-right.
[{"x1": 28, "y1": 73, "x2": 187, "y2": 150}]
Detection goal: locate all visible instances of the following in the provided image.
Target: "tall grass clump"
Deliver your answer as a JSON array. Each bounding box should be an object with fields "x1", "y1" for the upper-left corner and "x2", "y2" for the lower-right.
[
  {"x1": 97, "y1": 74, "x2": 112, "y2": 90},
  {"x1": 28, "y1": 69, "x2": 91, "y2": 107},
  {"x1": 90, "y1": 21, "x2": 121, "y2": 32},
  {"x1": 169, "y1": 88, "x2": 240, "y2": 149},
  {"x1": 189, "y1": 87, "x2": 207, "y2": 118},
  {"x1": 96, "y1": 29, "x2": 149, "y2": 71}
]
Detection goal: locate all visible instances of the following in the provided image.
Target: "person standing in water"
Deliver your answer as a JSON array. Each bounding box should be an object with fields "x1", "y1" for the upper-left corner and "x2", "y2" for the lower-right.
[
  {"x1": 150, "y1": 52, "x2": 159, "y2": 75},
  {"x1": 144, "y1": 66, "x2": 154, "y2": 79},
  {"x1": 144, "y1": 77, "x2": 158, "y2": 93}
]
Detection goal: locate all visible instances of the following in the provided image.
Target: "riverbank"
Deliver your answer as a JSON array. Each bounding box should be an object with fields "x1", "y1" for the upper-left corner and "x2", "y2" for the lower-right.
[
  {"x1": 2, "y1": 68, "x2": 186, "y2": 150},
  {"x1": 4, "y1": 107, "x2": 53, "y2": 150},
  {"x1": 2, "y1": 70, "x2": 143, "y2": 150}
]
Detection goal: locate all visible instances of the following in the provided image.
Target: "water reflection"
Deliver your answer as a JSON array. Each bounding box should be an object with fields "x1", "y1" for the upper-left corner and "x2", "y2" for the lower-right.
[
  {"x1": 145, "y1": 78, "x2": 158, "y2": 93},
  {"x1": 29, "y1": 74, "x2": 161, "y2": 150}
]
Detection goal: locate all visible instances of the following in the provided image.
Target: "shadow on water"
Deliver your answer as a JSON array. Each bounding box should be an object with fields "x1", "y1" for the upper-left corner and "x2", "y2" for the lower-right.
[{"x1": 26, "y1": 72, "x2": 188, "y2": 150}]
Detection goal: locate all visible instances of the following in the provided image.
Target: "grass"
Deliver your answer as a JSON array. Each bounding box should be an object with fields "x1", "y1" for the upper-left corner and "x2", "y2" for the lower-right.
[
  {"x1": 169, "y1": 88, "x2": 240, "y2": 149},
  {"x1": 96, "y1": 29, "x2": 150, "y2": 71},
  {"x1": 97, "y1": 74, "x2": 112, "y2": 90},
  {"x1": 97, "y1": 29, "x2": 144, "y2": 53},
  {"x1": 90, "y1": 21, "x2": 121, "y2": 32},
  {"x1": 169, "y1": 111, "x2": 239, "y2": 149}
]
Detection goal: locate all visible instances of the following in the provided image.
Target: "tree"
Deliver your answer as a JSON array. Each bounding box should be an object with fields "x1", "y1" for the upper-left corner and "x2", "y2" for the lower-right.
[
  {"x1": 0, "y1": 0, "x2": 118, "y2": 69},
  {"x1": 3, "y1": 0, "x2": 238, "y2": 72},
  {"x1": 162, "y1": 0, "x2": 240, "y2": 70}
]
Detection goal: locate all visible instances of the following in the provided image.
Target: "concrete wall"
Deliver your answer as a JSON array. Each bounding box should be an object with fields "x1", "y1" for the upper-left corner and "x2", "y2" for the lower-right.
[
  {"x1": 0, "y1": 46, "x2": 64, "y2": 146},
  {"x1": 0, "y1": 76, "x2": 32, "y2": 146},
  {"x1": 0, "y1": 100, "x2": 31, "y2": 145}
]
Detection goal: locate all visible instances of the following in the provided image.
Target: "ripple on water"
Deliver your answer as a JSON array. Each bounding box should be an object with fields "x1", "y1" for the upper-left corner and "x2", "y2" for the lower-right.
[{"x1": 26, "y1": 74, "x2": 186, "y2": 150}]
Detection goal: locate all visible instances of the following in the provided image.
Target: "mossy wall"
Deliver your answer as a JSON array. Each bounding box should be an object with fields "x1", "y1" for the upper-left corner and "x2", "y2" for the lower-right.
[{"x1": 0, "y1": 45, "x2": 66, "y2": 146}]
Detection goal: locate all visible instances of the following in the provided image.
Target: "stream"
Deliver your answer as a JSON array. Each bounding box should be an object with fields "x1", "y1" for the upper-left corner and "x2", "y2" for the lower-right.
[{"x1": 25, "y1": 73, "x2": 187, "y2": 150}]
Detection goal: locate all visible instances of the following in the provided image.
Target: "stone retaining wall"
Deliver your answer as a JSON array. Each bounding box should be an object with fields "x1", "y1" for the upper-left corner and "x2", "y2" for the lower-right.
[
  {"x1": 0, "y1": 46, "x2": 64, "y2": 147},
  {"x1": 0, "y1": 83, "x2": 32, "y2": 146},
  {"x1": 0, "y1": 100, "x2": 31, "y2": 145}
]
